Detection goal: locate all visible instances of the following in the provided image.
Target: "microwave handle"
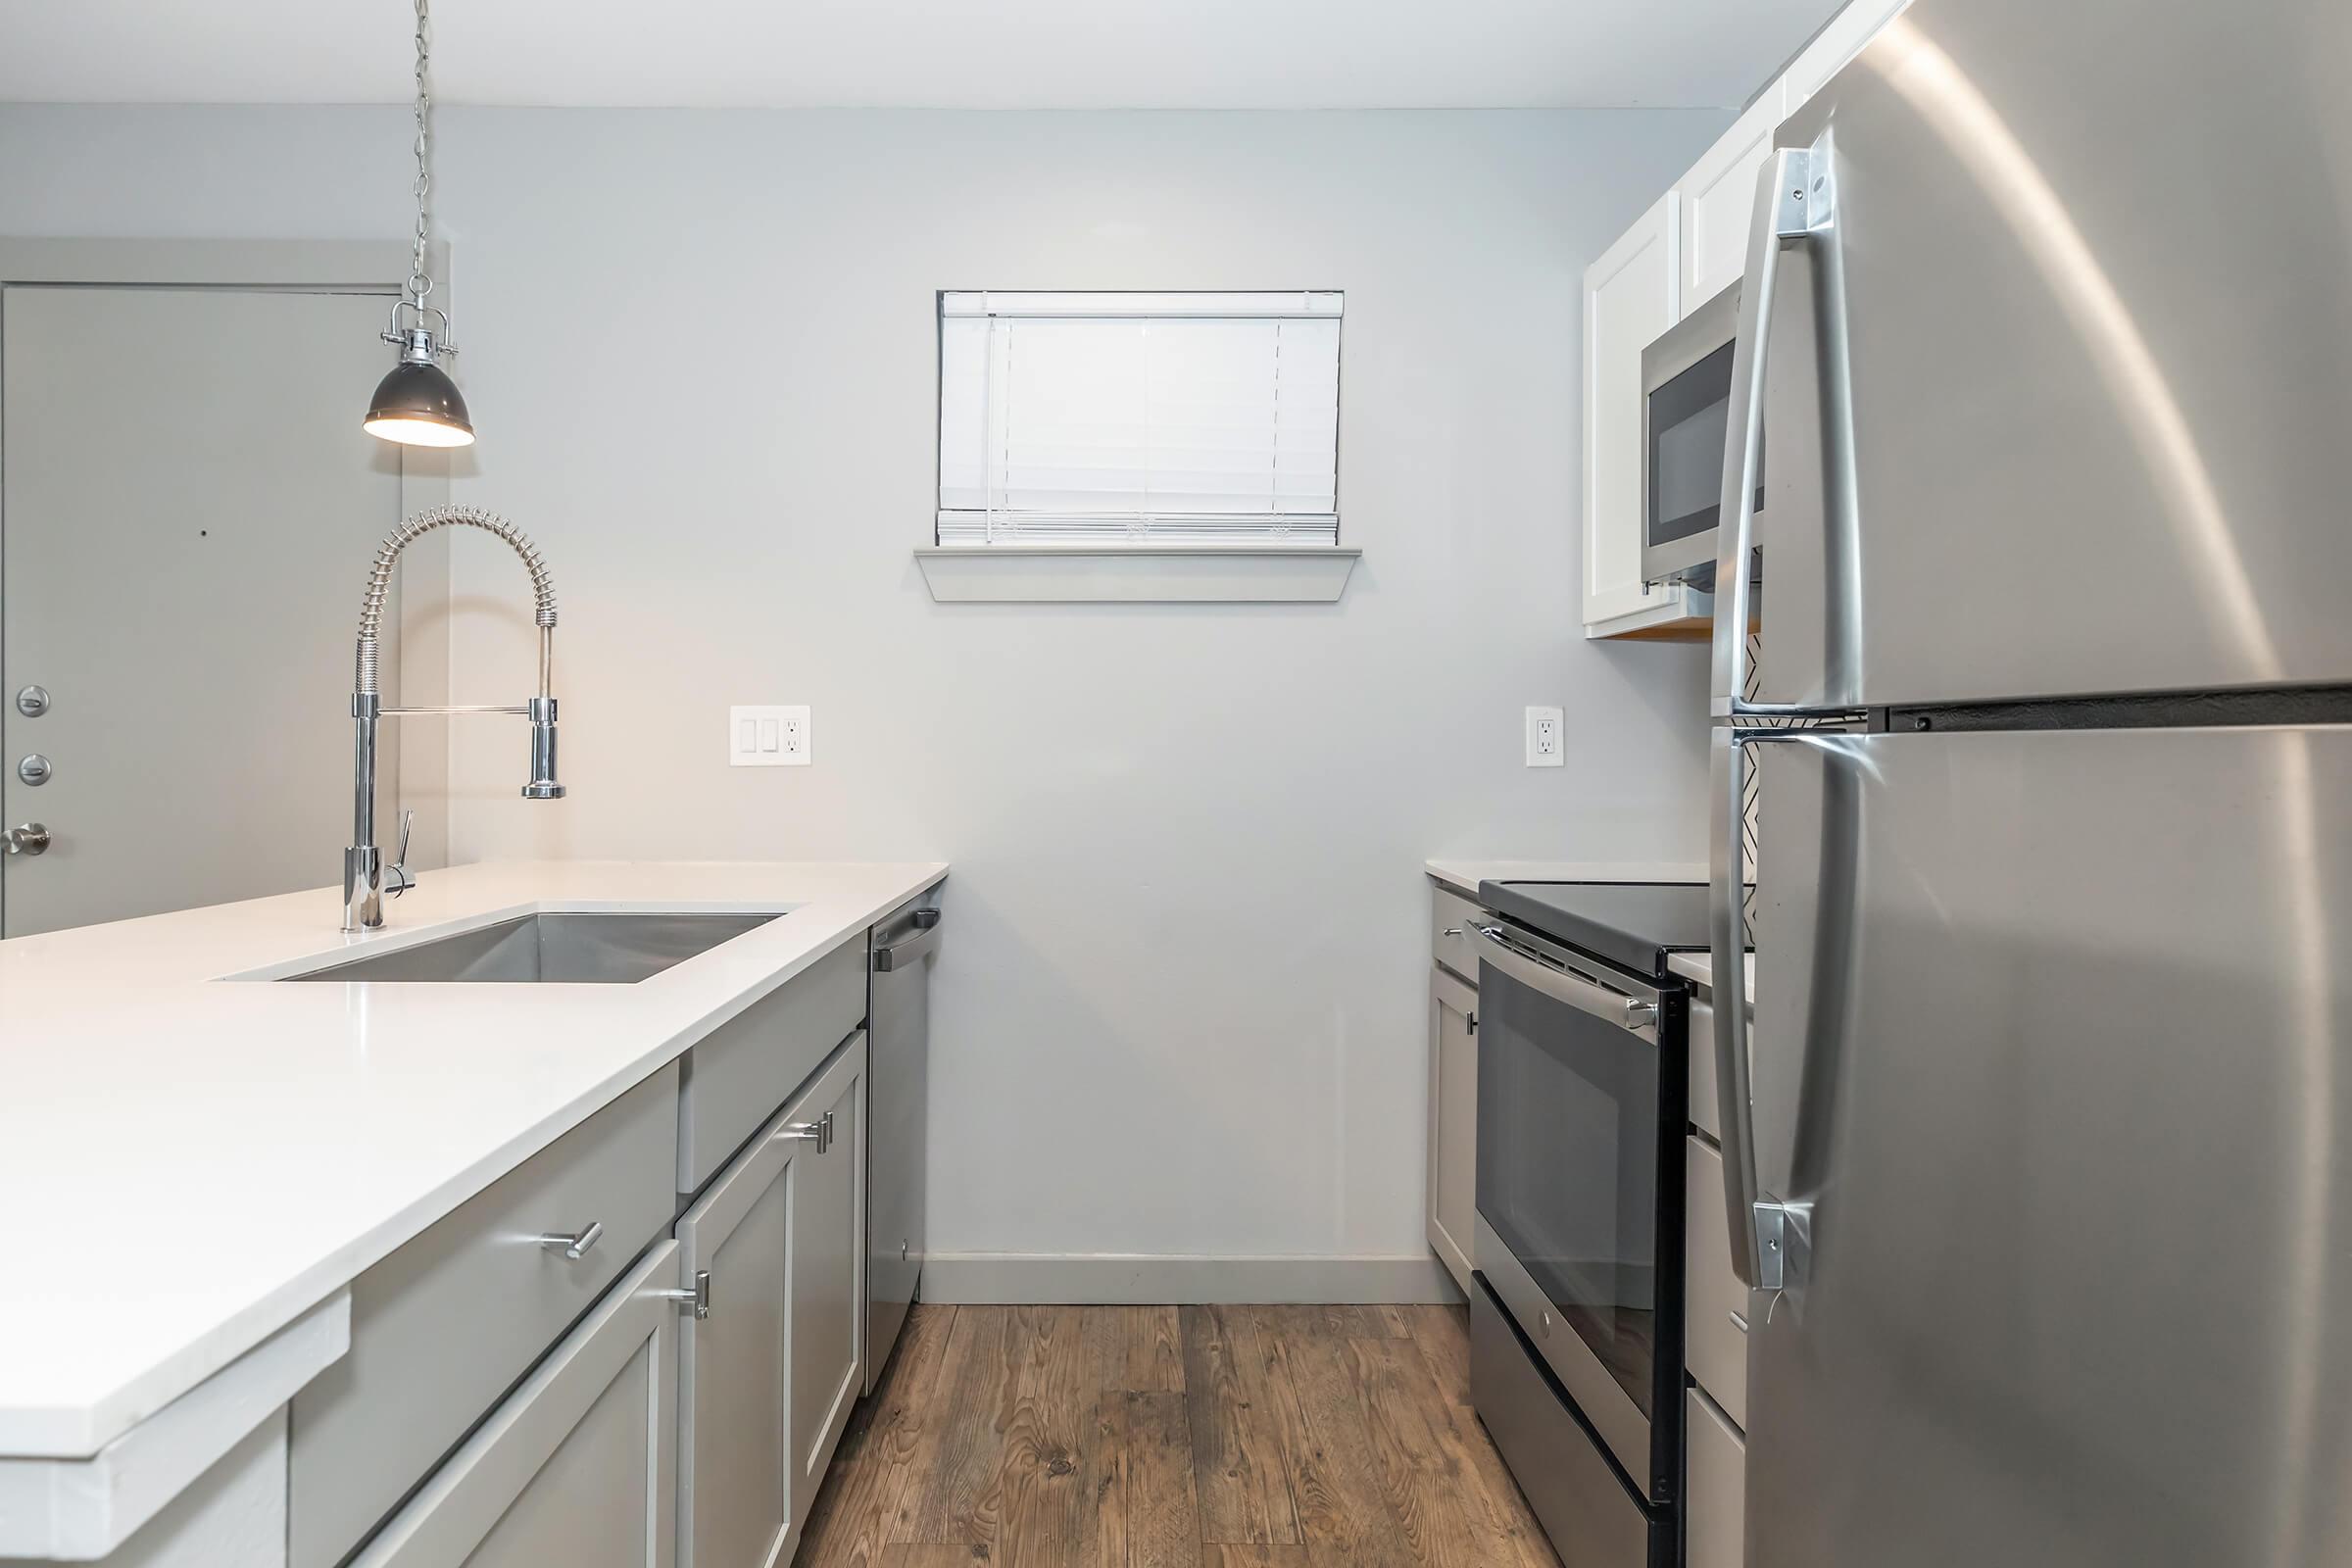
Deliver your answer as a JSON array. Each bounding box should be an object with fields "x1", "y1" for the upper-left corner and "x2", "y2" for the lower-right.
[{"x1": 1711, "y1": 141, "x2": 1835, "y2": 721}]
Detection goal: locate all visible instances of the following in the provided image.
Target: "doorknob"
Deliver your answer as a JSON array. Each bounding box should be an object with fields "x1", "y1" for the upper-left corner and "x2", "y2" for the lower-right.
[{"x1": 3, "y1": 823, "x2": 49, "y2": 857}]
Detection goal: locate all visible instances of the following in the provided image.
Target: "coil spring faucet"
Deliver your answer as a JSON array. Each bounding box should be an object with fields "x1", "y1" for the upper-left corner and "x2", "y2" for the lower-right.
[{"x1": 345, "y1": 506, "x2": 563, "y2": 931}]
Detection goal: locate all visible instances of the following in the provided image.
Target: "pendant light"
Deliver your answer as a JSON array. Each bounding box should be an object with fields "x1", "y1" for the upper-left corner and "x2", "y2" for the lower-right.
[{"x1": 365, "y1": 0, "x2": 473, "y2": 448}]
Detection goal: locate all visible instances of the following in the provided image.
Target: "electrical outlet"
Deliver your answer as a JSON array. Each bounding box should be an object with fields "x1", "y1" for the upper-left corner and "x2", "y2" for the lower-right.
[
  {"x1": 1526, "y1": 706, "x2": 1565, "y2": 767},
  {"x1": 729, "y1": 705, "x2": 811, "y2": 766}
]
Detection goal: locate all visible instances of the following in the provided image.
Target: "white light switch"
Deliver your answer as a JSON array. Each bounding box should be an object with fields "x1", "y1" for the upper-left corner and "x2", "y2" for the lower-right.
[
  {"x1": 730, "y1": 706, "x2": 810, "y2": 766},
  {"x1": 1526, "y1": 706, "x2": 1565, "y2": 767}
]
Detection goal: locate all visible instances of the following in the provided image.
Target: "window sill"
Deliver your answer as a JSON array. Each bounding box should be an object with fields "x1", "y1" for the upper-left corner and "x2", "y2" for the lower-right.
[{"x1": 914, "y1": 544, "x2": 1361, "y2": 604}]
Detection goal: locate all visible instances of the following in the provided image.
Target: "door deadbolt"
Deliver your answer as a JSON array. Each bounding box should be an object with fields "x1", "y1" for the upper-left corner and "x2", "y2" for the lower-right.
[
  {"x1": 17, "y1": 755, "x2": 51, "y2": 787},
  {"x1": 13, "y1": 686, "x2": 49, "y2": 718}
]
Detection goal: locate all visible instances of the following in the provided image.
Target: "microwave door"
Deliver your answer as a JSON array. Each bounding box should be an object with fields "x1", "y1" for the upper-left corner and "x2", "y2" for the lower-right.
[{"x1": 1642, "y1": 281, "x2": 1743, "y2": 589}]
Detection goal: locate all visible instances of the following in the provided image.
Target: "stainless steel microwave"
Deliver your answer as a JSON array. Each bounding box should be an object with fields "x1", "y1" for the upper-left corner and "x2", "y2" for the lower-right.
[{"x1": 1640, "y1": 279, "x2": 1756, "y2": 590}]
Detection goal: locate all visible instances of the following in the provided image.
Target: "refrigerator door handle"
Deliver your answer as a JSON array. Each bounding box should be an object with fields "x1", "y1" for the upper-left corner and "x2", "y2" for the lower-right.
[
  {"x1": 1712, "y1": 140, "x2": 1835, "y2": 720},
  {"x1": 1709, "y1": 726, "x2": 1770, "y2": 1286}
]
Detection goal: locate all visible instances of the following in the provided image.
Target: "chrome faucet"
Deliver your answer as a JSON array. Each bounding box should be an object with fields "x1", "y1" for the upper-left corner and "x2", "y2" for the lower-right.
[{"x1": 344, "y1": 506, "x2": 564, "y2": 931}]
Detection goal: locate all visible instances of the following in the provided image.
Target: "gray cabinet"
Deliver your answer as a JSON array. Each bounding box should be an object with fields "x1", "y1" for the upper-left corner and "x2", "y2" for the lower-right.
[
  {"x1": 786, "y1": 1036, "x2": 864, "y2": 1530},
  {"x1": 674, "y1": 1033, "x2": 866, "y2": 1568},
  {"x1": 677, "y1": 936, "x2": 866, "y2": 1197},
  {"x1": 347, "y1": 1241, "x2": 682, "y2": 1568},
  {"x1": 291, "y1": 1065, "x2": 681, "y2": 1568},
  {"x1": 1425, "y1": 964, "x2": 1478, "y2": 1295}
]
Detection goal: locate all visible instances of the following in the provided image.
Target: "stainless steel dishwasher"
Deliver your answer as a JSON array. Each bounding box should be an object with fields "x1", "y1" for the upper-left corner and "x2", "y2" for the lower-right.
[{"x1": 865, "y1": 892, "x2": 939, "y2": 1391}]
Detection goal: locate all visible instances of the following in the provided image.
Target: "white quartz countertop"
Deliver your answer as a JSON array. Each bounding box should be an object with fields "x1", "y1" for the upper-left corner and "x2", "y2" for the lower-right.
[
  {"x1": 1669, "y1": 948, "x2": 1756, "y2": 1006},
  {"x1": 0, "y1": 858, "x2": 946, "y2": 1458},
  {"x1": 1424, "y1": 858, "x2": 1706, "y2": 895}
]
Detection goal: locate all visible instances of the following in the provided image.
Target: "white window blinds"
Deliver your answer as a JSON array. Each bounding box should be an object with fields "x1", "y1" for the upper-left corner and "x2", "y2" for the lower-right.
[{"x1": 937, "y1": 291, "x2": 1343, "y2": 546}]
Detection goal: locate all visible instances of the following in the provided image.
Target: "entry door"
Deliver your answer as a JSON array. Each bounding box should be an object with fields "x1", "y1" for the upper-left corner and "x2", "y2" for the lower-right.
[{"x1": 1, "y1": 284, "x2": 408, "y2": 935}]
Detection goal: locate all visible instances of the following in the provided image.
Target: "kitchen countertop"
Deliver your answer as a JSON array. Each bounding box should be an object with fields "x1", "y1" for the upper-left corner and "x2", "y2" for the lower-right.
[
  {"x1": 1669, "y1": 948, "x2": 1756, "y2": 1006},
  {"x1": 0, "y1": 858, "x2": 946, "y2": 1458},
  {"x1": 1424, "y1": 858, "x2": 1705, "y2": 895}
]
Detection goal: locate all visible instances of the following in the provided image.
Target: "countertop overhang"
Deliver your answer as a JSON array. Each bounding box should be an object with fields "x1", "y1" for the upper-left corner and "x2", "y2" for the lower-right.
[{"x1": 0, "y1": 858, "x2": 947, "y2": 1458}]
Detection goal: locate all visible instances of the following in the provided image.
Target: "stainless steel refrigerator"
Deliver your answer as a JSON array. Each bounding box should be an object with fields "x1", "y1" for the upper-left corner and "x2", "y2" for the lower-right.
[{"x1": 1704, "y1": 2, "x2": 2352, "y2": 1564}]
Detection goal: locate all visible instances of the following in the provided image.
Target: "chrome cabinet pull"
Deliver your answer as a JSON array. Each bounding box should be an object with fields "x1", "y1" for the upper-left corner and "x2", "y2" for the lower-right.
[
  {"x1": 777, "y1": 1122, "x2": 823, "y2": 1146},
  {"x1": 649, "y1": 1270, "x2": 711, "y2": 1320},
  {"x1": 820, "y1": 1109, "x2": 835, "y2": 1152},
  {"x1": 537, "y1": 1220, "x2": 603, "y2": 1260}
]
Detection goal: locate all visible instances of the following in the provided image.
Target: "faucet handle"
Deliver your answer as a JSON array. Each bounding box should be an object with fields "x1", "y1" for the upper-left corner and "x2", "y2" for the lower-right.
[{"x1": 387, "y1": 809, "x2": 416, "y2": 899}]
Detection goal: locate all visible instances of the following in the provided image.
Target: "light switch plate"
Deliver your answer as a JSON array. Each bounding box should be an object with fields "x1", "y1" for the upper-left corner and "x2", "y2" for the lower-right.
[
  {"x1": 729, "y1": 705, "x2": 810, "y2": 766},
  {"x1": 1526, "y1": 706, "x2": 1564, "y2": 767}
]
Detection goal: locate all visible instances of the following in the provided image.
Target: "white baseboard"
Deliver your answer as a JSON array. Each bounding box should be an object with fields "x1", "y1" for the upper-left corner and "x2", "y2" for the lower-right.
[{"x1": 918, "y1": 1251, "x2": 1466, "y2": 1306}]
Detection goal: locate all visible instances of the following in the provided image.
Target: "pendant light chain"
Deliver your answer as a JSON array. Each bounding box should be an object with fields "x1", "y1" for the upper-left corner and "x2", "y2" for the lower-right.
[
  {"x1": 365, "y1": 0, "x2": 473, "y2": 445},
  {"x1": 406, "y1": 0, "x2": 434, "y2": 311}
]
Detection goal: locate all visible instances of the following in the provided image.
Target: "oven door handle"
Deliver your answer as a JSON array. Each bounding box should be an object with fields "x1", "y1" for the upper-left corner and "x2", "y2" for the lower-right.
[{"x1": 1466, "y1": 921, "x2": 1659, "y2": 1040}]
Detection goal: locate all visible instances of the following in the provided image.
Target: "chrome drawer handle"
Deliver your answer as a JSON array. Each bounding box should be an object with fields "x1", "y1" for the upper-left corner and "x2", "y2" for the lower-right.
[
  {"x1": 537, "y1": 1220, "x2": 603, "y2": 1261},
  {"x1": 777, "y1": 1122, "x2": 823, "y2": 1146}
]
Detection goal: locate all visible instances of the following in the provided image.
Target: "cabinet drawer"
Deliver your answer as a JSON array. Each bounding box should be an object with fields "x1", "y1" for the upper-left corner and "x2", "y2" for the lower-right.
[
  {"x1": 290, "y1": 1065, "x2": 680, "y2": 1568},
  {"x1": 1685, "y1": 1135, "x2": 1749, "y2": 1427},
  {"x1": 678, "y1": 936, "x2": 865, "y2": 1196},
  {"x1": 351, "y1": 1241, "x2": 679, "y2": 1568},
  {"x1": 1686, "y1": 1385, "x2": 1746, "y2": 1568},
  {"x1": 1430, "y1": 885, "x2": 1481, "y2": 985},
  {"x1": 1689, "y1": 995, "x2": 1753, "y2": 1143}
]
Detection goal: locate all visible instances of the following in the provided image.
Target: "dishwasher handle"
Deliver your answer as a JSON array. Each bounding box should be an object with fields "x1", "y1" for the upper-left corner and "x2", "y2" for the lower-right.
[{"x1": 873, "y1": 906, "x2": 941, "y2": 972}]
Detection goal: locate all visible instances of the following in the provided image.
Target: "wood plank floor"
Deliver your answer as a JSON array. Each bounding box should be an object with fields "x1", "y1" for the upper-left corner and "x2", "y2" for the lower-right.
[{"x1": 799, "y1": 1303, "x2": 1561, "y2": 1568}]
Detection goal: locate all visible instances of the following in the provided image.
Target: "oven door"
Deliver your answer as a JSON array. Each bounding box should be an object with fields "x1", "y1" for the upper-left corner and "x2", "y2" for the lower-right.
[{"x1": 1470, "y1": 915, "x2": 1680, "y2": 1500}]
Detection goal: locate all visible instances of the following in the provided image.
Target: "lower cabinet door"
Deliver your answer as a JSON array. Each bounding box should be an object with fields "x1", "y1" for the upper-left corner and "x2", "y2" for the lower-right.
[
  {"x1": 350, "y1": 1240, "x2": 681, "y2": 1568},
  {"x1": 675, "y1": 1032, "x2": 866, "y2": 1568},
  {"x1": 1426, "y1": 964, "x2": 1478, "y2": 1294},
  {"x1": 1686, "y1": 1385, "x2": 1747, "y2": 1568},
  {"x1": 786, "y1": 1035, "x2": 865, "y2": 1532}
]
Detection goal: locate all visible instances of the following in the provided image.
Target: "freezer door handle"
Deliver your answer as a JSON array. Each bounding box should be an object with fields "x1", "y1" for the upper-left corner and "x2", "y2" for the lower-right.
[{"x1": 1712, "y1": 141, "x2": 1836, "y2": 721}]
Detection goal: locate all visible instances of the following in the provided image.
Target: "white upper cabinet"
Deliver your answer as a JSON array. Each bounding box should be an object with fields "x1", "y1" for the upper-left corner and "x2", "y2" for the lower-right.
[
  {"x1": 1578, "y1": 0, "x2": 1912, "y2": 643},
  {"x1": 1582, "y1": 192, "x2": 1705, "y2": 636},
  {"x1": 1679, "y1": 79, "x2": 1788, "y2": 310},
  {"x1": 1785, "y1": 0, "x2": 1912, "y2": 107}
]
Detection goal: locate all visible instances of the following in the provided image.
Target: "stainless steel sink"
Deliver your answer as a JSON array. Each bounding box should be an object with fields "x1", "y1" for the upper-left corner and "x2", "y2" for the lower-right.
[{"x1": 278, "y1": 911, "x2": 782, "y2": 984}]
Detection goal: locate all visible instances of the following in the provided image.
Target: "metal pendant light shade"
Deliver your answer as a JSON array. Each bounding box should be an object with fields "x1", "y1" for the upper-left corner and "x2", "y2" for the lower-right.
[
  {"x1": 369, "y1": 0, "x2": 476, "y2": 449},
  {"x1": 365, "y1": 336, "x2": 473, "y2": 448}
]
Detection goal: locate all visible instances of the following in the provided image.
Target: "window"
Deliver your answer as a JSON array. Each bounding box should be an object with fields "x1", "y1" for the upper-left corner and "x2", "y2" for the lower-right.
[{"x1": 936, "y1": 291, "x2": 1343, "y2": 547}]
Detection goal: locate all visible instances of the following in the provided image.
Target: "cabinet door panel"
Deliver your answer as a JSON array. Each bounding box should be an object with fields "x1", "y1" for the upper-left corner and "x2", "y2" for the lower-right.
[
  {"x1": 1426, "y1": 964, "x2": 1478, "y2": 1294},
  {"x1": 677, "y1": 1094, "x2": 805, "y2": 1568},
  {"x1": 1686, "y1": 1386, "x2": 1747, "y2": 1568},
  {"x1": 1681, "y1": 82, "x2": 1788, "y2": 307},
  {"x1": 1685, "y1": 1136, "x2": 1749, "y2": 1427},
  {"x1": 1582, "y1": 191, "x2": 1683, "y2": 631},
  {"x1": 350, "y1": 1242, "x2": 679, "y2": 1568},
  {"x1": 685, "y1": 1175, "x2": 793, "y2": 1568},
  {"x1": 788, "y1": 1040, "x2": 864, "y2": 1525}
]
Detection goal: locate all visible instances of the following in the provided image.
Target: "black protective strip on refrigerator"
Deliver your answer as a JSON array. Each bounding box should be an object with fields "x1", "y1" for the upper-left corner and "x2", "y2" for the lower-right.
[{"x1": 1875, "y1": 684, "x2": 2352, "y2": 735}]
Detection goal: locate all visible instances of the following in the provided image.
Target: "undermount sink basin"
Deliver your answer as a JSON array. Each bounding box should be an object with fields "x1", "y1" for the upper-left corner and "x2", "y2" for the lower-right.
[{"x1": 278, "y1": 911, "x2": 783, "y2": 985}]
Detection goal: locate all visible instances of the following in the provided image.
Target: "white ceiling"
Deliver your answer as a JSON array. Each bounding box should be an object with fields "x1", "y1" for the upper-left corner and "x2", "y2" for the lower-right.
[{"x1": 0, "y1": 0, "x2": 1838, "y2": 111}]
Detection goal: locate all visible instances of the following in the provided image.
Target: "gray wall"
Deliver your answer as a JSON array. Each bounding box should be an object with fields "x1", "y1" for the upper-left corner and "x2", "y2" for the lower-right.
[{"x1": 2, "y1": 104, "x2": 1726, "y2": 1290}]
